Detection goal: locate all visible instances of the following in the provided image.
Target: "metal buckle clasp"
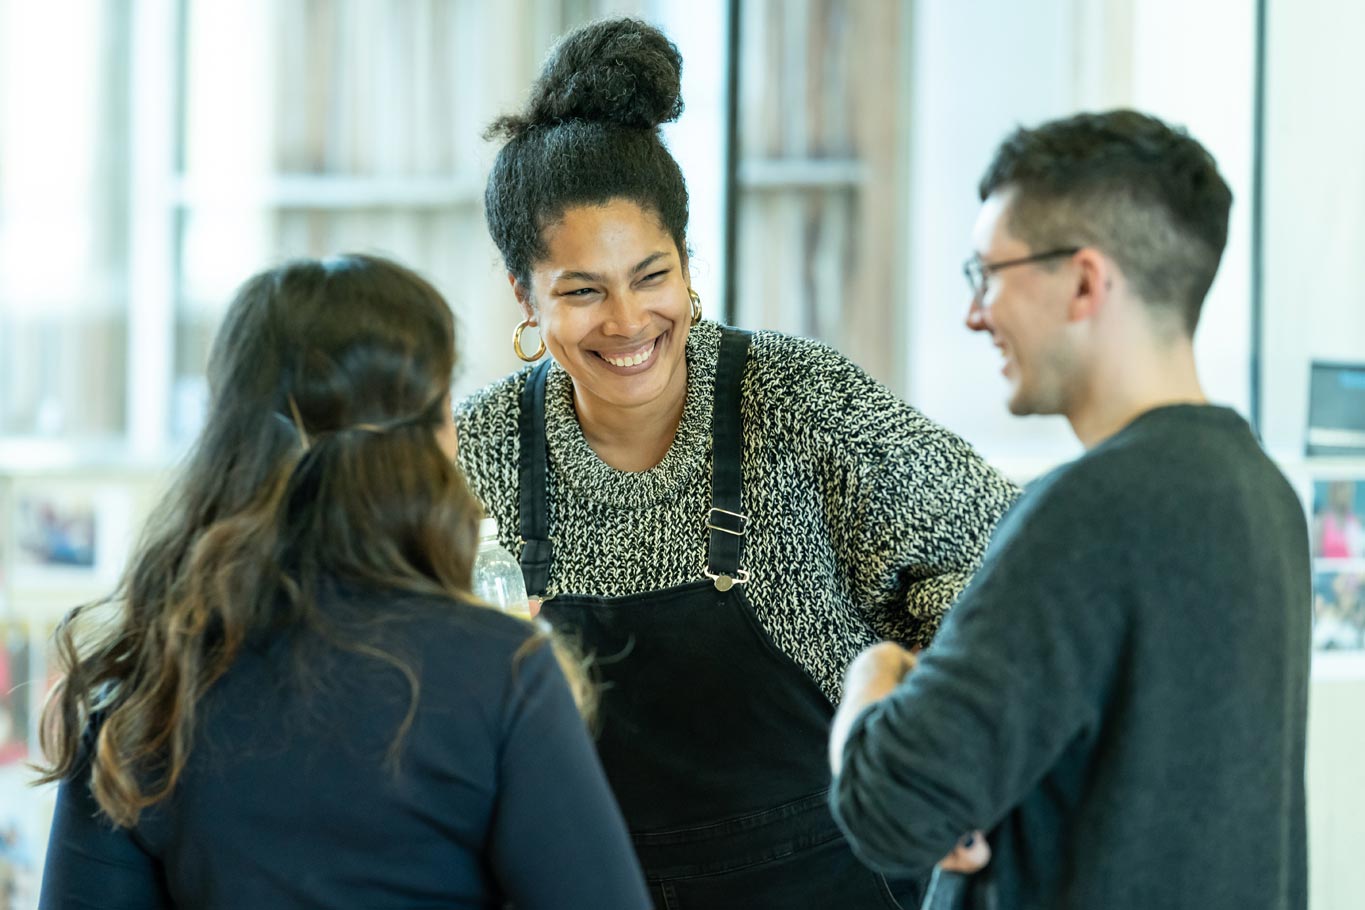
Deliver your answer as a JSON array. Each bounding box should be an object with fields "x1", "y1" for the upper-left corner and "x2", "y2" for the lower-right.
[
  {"x1": 705, "y1": 507, "x2": 747, "y2": 537},
  {"x1": 703, "y1": 566, "x2": 751, "y2": 592},
  {"x1": 703, "y1": 507, "x2": 748, "y2": 590}
]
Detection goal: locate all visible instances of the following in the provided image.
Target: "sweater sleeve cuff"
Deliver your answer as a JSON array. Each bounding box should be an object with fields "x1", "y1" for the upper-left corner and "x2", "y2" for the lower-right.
[{"x1": 829, "y1": 701, "x2": 948, "y2": 878}]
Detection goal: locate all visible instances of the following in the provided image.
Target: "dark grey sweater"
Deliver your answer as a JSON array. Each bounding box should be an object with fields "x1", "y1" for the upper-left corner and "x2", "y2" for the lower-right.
[{"x1": 831, "y1": 405, "x2": 1311, "y2": 910}]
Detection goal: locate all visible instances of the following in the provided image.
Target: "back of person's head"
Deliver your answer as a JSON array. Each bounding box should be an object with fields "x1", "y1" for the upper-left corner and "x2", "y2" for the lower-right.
[
  {"x1": 203, "y1": 253, "x2": 476, "y2": 590},
  {"x1": 38, "y1": 253, "x2": 482, "y2": 827},
  {"x1": 978, "y1": 109, "x2": 1232, "y2": 334},
  {"x1": 484, "y1": 17, "x2": 690, "y2": 289}
]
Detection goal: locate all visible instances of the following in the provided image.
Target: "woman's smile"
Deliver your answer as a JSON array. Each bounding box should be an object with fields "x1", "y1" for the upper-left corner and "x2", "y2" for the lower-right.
[
  {"x1": 524, "y1": 199, "x2": 693, "y2": 421},
  {"x1": 593, "y1": 333, "x2": 663, "y2": 372}
]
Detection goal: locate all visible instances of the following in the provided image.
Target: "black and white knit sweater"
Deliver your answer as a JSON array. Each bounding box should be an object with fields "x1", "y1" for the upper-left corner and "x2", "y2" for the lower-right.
[{"x1": 455, "y1": 320, "x2": 1019, "y2": 701}]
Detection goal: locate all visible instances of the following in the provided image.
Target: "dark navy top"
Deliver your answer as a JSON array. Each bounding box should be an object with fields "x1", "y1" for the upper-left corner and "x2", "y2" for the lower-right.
[{"x1": 40, "y1": 588, "x2": 650, "y2": 909}]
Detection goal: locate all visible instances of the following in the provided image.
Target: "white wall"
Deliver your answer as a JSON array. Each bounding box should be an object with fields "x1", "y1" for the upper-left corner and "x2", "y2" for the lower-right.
[
  {"x1": 903, "y1": 0, "x2": 1255, "y2": 477},
  {"x1": 1262, "y1": 2, "x2": 1365, "y2": 905},
  {"x1": 656, "y1": 0, "x2": 728, "y2": 320},
  {"x1": 903, "y1": 0, "x2": 1080, "y2": 473},
  {"x1": 1261, "y1": 0, "x2": 1365, "y2": 461}
]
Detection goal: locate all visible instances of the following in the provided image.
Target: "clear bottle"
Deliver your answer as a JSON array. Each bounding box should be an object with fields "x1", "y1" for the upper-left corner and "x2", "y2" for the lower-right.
[{"x1": 471, "y1": 517, "x2": 531, "y2": 619}]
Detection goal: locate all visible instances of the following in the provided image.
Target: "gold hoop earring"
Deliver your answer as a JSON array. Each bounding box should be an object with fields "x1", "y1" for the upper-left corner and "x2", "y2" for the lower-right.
[
  {"x1": 688, "y1": 288, "x2": 702, "y2": 326},
  {"x1": 512, "y1": 318, "x2": 546, "y2": 362}
]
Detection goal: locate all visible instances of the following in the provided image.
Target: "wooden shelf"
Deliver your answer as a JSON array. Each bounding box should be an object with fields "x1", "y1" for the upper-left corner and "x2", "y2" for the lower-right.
[
  {"x1": 170, "y1": 174, "x2": 484, "y2": 210},
  {"x1": 737, "y1": 158, "x2": 865, "y2": 189}
]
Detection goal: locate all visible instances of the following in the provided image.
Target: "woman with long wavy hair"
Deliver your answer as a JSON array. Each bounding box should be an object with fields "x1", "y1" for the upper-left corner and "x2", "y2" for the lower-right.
[{"x1": 36, "y1": 254, "x2": 649, "y2": 909}]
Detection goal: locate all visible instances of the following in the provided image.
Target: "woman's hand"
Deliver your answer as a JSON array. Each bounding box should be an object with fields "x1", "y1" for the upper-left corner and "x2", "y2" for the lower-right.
[
  {"x1": 848, "y1": 641, "x2": 919, "y2": 689},
  {"x1": 829, "y1": 642, "x2": 918, "y2": 775},
  {"x1": 938, "y1": 831, "x2": 991, "y2": 873}
]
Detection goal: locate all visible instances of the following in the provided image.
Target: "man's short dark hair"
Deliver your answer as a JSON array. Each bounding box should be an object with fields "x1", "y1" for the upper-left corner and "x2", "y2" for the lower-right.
[{"x1": 979, "y1": 109, "x2": 1232, "y2": 334}]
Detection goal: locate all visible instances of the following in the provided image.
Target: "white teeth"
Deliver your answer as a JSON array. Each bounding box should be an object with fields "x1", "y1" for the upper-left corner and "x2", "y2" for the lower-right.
[{"x1": 603, "y1": 340, "x2": 655, "y2": 367}]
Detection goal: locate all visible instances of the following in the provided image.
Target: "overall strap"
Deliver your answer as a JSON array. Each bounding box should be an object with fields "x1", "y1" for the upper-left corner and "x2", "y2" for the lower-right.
[
  {"x1": 517, "y1": 360, "x2": 554, "y2": 597},
  {"x1": 705, "y1": 328, "x2": 753, "y2": 590}
]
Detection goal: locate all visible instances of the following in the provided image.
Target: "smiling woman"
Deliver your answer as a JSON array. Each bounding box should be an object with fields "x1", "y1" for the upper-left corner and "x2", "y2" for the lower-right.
[
  {"x1": 455, "y1": 17, "x2": 1020, "y2": 910},
  {"x1": 522, "y1": 200, "x2": 694, "y2": 472}
]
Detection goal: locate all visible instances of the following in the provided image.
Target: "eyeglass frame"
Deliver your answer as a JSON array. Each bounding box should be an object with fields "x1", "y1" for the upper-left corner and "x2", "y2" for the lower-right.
[{"x1": 962, "y1": 247, "x2": 1081, "y2": 302}]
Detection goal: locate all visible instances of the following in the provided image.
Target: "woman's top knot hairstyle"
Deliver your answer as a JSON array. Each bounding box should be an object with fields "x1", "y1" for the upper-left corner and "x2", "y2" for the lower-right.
[
  {"x1": 487, "y1": 17, "x2": 683, "y2": 139},
  {"x1": 484, "y1": 17, "x2": 690, "y2": 291}
]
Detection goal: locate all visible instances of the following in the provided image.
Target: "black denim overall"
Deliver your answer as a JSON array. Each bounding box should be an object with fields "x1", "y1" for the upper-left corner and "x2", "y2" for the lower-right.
[{"x1": 518, "y1": 328, "x2": 921, "y2": 909}]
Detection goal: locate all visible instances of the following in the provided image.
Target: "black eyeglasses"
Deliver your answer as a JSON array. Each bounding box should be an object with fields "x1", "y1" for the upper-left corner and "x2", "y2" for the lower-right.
[{"x1": 962, "y1": 248, "x2": 1080, "y2": 301}]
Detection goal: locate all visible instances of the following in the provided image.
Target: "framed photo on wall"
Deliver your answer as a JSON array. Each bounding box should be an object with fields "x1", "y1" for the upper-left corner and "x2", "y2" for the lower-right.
[
  {"x1": 0, "y1": 620, "x2": 31, "y2": 766},
  {"x1": 1311, "y1": 478, "x2": 1365, "y2": 561},
  {"x1": 11, "y1": 484, "x2": 131, "y2": 590},
  {"x1": 1308, "y1": 476, "x2": 1365, "y2": 670}
]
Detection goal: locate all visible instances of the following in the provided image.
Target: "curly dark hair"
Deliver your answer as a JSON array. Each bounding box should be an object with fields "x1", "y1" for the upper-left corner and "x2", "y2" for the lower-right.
[
  {"x1": 484, "y1": 18, "x2": 690, "y2": 291},
  {"x1": 979, "y1": 109, "x2": 1232, "y2": 333}
]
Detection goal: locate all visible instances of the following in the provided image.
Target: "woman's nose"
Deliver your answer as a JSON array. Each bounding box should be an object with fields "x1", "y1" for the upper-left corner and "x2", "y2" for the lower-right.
[{"x1": 602, "y1": 288, "x2": 649, "y2": 336}]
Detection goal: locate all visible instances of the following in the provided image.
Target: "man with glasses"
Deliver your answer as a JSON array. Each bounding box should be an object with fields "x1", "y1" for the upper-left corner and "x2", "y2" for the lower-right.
[{"x1": 828, "y1": 109, "x2": 1310, "y2": 910}]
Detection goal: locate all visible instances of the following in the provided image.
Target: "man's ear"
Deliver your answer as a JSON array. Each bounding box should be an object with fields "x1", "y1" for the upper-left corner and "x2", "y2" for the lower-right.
[
  {"x1": 1068, "y1": 248, "x2": 1109, "y2": 323},
  {"x1": 508, "y1": 273, "x2": 535, "y2": 322}
]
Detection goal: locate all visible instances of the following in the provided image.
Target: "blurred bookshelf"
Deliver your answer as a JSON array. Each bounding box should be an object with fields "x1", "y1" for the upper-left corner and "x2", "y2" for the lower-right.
[{"x1": 732, "y1": 0, "x2": 909, "y2": 391}]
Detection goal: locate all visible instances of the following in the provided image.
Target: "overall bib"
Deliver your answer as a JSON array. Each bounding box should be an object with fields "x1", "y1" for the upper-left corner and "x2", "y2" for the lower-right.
[{"x1": 518, "y1": 328, "x2": 921, "y2": 909}]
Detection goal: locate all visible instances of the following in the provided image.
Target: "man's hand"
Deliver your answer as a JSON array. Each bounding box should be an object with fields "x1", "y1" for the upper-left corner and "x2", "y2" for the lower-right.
[{"x1": 829, "y1": 642, "x2": 918, "y2": 775}]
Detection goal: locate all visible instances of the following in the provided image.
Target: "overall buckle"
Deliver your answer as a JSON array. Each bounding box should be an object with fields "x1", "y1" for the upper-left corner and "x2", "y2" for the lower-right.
[
  {"x1": 703, "y1": 566, "x2": 750, "y2": 592},
  {"x1": 705, "y1": 507, "x2": 747, "y2": 536},
  {"x1": 704, "y1": 508, "x2": 749, "y2": 590}
]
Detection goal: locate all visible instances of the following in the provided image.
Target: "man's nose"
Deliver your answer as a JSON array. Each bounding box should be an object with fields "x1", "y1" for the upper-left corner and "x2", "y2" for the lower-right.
[{"x1": 965, "y1": 294, "x2": 989, "y2": 332}]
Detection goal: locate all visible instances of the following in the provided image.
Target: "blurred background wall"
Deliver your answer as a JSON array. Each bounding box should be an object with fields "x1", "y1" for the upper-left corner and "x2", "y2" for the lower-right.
[{"x1": 0, "y1": 1, "x2": 1361, "y2": 907}]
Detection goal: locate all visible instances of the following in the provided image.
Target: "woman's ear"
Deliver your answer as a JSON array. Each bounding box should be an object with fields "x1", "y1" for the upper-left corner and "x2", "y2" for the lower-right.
[
  {"x1": 508, "y1": 272, "x2": 535, "y2": 322},
  {"x1": 436, "y1": 395, "x2": 458, "y2": 461}
]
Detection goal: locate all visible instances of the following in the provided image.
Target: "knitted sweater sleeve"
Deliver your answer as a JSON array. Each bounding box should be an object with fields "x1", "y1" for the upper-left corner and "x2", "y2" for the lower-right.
[
  {"x1": 753, "y1": 335, "x2": 1019, "y2": 649},
  {"x1": 453, "y1": 372, "x2": 525, "y2": 553},
  {"x1": 851, "y1": 422, "x2": 1019, "y2": 649}
]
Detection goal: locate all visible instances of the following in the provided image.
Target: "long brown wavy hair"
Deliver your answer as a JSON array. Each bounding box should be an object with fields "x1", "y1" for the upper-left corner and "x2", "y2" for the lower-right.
[{"x1": 36, "y1": 254, "x2": 497, "y2": 827}]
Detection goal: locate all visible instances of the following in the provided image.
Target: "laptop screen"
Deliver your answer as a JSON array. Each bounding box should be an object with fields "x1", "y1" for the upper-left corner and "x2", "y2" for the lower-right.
[{"x1": 1307, "y1": 361, "x2": 1365, "y2": 456}]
